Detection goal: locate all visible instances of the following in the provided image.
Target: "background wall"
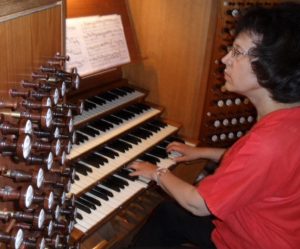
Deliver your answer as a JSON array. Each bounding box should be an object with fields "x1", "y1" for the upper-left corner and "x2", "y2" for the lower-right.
[{"x1": 123, "y1": 0, "x2": 218, "y2": 141}]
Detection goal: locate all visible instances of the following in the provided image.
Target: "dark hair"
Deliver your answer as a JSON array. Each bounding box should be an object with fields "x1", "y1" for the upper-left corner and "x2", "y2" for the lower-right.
[{"x1": 235, "y1": 2, "x2": 300, "y2": 103}]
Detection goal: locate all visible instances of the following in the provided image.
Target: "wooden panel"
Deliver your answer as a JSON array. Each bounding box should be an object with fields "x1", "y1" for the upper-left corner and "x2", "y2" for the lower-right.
[
  {"x1": 0, "y1": 5, "x2": 63, "y2": 99},
  {"x1": 123, "y1": 0, "x2": 218, "y2": 140}
]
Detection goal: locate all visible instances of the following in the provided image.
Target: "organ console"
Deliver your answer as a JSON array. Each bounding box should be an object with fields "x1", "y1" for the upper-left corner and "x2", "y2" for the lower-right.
[{"x1": 0, "y1": 1, "x2": 282, "y2": 249}]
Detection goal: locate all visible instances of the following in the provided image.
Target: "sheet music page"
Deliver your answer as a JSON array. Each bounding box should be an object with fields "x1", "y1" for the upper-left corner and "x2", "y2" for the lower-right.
[{"x1": 66, "y1": 15, "x2": 130, "y2": 76}]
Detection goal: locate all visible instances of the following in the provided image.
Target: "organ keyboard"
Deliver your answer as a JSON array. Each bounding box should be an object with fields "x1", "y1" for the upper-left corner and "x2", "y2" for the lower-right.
[
  {"x1": 69, "y1": 102, "x2": 163, "y2": 160},
  {"x1": 70, "y1": 121, "x2": 179, "y2": 194},
  {"x1": 74, "y1": 172, "x2": 148, "y2": 233},
  {"x1": 71, "y1": 134, "x2": 181, "y2": 235},
  {"x1": 74, "y1": 87, "x2": 146, "y2": 126},
  {"x1": 67, "y1": 84, "x2": 182, "y2": 241}
]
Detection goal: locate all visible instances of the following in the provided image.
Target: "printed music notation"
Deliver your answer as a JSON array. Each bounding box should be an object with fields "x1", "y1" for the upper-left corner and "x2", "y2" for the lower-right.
[{"x1": 66, "y1": 15, "x2": 131, "y2": 76}]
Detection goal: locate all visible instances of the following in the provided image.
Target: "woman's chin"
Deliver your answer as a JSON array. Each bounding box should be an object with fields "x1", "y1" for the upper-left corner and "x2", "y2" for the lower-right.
[{"x1": 224, "y1": 81, "x2": 234, "y2": 92}]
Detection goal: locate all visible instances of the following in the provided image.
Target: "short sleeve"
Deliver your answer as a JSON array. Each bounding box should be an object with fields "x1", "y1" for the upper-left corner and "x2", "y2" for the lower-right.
[{"x1": 198, "y1": 132, "x2": 276, "y2": 220}]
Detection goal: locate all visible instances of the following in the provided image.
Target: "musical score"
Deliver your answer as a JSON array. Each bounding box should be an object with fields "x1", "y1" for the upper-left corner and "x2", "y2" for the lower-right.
[{"x1": 66, "y1": 15, "x2": 131, "y2": 76}]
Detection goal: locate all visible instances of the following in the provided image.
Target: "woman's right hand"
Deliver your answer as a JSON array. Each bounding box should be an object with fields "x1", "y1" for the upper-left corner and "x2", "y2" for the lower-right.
[
  {"x1": 166, "y1": 142, "x2": 202, "y2": 163},
  {"x1": 166, "y1": 142, "x2": 226, "y2": 163}
]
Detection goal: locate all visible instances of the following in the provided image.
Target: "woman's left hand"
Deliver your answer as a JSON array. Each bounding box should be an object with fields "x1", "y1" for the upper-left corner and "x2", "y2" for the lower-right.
[{"x1": 127, "y1": 161, "x2": 157, "y2": 180}]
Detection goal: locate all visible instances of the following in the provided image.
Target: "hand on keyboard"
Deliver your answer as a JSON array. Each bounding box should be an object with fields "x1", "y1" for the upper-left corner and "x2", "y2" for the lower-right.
[{"x1": 168, "y1": 150, "x2": 183, "y2": 159}]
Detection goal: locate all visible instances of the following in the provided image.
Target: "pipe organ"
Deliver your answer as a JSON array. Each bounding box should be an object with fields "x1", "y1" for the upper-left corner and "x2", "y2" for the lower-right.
[{"x1": 0, "y1": 0, "x2": 286, "y2": 249}]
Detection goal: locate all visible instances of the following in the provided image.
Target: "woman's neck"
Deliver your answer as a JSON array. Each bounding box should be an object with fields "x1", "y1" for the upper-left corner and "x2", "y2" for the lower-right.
[{"x1": 247, "y1": 89, "x2": 300, "y2": 120}]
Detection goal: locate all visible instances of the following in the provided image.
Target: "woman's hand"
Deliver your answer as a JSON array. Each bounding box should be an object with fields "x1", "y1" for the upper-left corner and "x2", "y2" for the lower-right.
[
  {"x1": 127, "y1": 161, "x2": 157, "y2": 180},
  {"x1": 167, "y1": 142, "x2": 226, "y2": 163},
  {"x1": 166, "y1": 142, "x2": 201, "y2": 163}
]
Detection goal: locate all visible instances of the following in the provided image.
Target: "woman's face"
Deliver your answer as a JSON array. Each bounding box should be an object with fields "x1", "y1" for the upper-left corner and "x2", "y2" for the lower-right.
[{"x1": 221, "y1": 32, "x2": 260, "y2": 97}]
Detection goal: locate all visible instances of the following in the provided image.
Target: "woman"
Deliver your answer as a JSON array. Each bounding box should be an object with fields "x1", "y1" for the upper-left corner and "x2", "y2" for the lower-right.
[{"x1": 128, "y1": 3, "x2": 300, "y2": 249}]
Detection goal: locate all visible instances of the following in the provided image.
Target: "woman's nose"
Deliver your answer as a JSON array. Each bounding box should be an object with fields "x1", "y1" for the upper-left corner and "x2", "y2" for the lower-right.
[{"x1": 221, "y1": 51, "x2": 231, "y2": 65}]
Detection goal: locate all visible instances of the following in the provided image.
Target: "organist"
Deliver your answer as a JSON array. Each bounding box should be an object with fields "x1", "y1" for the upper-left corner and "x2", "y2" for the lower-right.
[{"x1": 127, "y1": 4, "x2": 300, "y2": 249}]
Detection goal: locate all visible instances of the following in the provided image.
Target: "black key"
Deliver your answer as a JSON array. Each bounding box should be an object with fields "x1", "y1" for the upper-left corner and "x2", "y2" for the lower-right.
[
  {"x1": 90, "y1": 119, "x2": 113, "y2": 131},
  {"x1": 108, "y1": 140, "x2": 132, "y2": 153},
  {"x1": 157, "y1": 140, "x2": 170, "y2": 149},
  {"x1": 88, "y1": 96, "x2": 106, "y2": 106},
  {"x1": 135, "y1": 103, "x2": 151, "y2": 111},
  {"x1": 149, "y1": 119, "x2": 167, "y2": 128},
  {"x1": 116, "y1": 168, "x2": 138, "y2": 181},
  {"x1": 132, "y1": 103, "x2": 148, "y2": 113},
  {"x1": 73, "y1": 165, "x2": 88, "y2": 176},
  {"x1": 81, "y1": 194, "x2": 101, "y2": 206},
  {"x1": 102, "y1": 115, "x2": 123, "y2": 125},
  {"x1": 139, "y1": 154, "x2": 160, "y2": 164},
  {"x1": 76, "y1": 212, "x2": 83, "y2": 220},
  {"x1": 90, "y1": 153, "x2": 109, "y2": 165},
  {"x1": 90, "y1": 189, "x2": 109, "y2": 201},
  {"x1": 121, "y1": 134, "x2": 142, "y2": 145},
  {"x1": 125, "y1": 105, "x2": 143, "y2": 115},
  {"x1": 78, "y1": 126, "x2": 99, "y2": 137},
  {"x1": 74, "y1": 162, "x2": 93, "y2": 173},
  {"x1": 113, "y1": 110, "x2": 135, "y2": 120},
  {"x1": 106, "y1": 176, "x2": 126, "y2": 189},
  {"x1": 109, "y1": 88, "x2": 127, "y2": 97},
  {"x1": 141, "y1": 123, "x2": 161, "y2": 133},
  {"x1": 139, "y1": 127, "x2": 154, "y2": 137},
  {"x1": 97, "y1": 92, "x2": 118, "y2": 101},
  {"x1": 77, "y1": 198, "x2": 96, "y2": 210},
  {"x1": 131, "y1": 127, "x2": 152, "y2": 139},
  {"x1": 80, "y1": 157, "x2": 99, "y2": 168},
  {"x1": 81, "y1": 154, "x2": 105, "y2": 167},
  {"x1": 101, "y1": 179, "x2": 121, "y2": 192},
  {"x1": 97, "y1": 147, "x2": 119, "y2": 159},
  {"x1": 83, "y1": 100, "x2": 97, "y2": 111},
  {"x1": 75, "y1": 201, "x2": 91, "y2": 214},
  {"x1": 75, "y1": 132, "x2": 89, "y2": 144},
  {"x1": 112, "y1": 175, "x2": 129, "y2": 186},
  {"x1": 148, "y1": 147, "x2": 168, "y2": 159},
  {"x1": 166, "y1": 135, "x2": 185, "y2": 144},
  {"x1": 119, "y1": 86, "x2": 134, "y2": 93},
  {"x1": 74, "y1": 174, "x2": 80, "y2": 181},
  {"x1": 94, "y1": 185, "x2": 114, "y2": 197}
]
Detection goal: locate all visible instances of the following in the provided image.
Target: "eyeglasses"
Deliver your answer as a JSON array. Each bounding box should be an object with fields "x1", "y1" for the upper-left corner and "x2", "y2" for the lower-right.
[{"x1": 227, "y1": 46, "x2": 250, "y2": 58}]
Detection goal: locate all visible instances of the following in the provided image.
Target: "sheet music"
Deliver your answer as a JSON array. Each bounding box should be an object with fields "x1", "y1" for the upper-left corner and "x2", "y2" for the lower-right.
[{"x1": 66, "y1": 15, "x2": 130, "y2": 76}]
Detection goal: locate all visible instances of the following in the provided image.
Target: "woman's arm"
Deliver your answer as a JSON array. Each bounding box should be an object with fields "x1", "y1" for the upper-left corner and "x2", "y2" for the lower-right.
[{"x1": 128, "y1": 161, "x2": 211, "y2": 216}]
